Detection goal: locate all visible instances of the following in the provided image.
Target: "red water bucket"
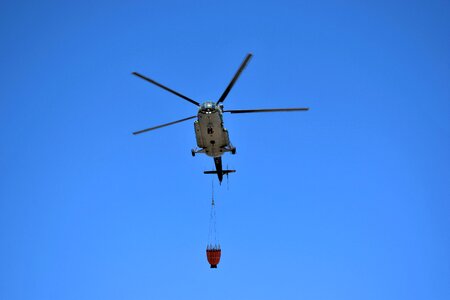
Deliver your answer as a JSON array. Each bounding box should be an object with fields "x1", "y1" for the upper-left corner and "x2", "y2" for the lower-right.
[{"x1": 206, "y1": 247, "x2": 221, "y2": 268}]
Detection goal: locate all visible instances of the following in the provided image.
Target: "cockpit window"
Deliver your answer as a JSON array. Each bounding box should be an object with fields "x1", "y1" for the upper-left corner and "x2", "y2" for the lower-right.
[{"x1": 200, "y1": 102, "x2": 216, "y2": 113}]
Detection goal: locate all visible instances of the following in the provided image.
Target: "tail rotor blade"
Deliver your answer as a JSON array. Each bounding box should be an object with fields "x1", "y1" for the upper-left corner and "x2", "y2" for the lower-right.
[
  {"x1": 223, "y1": 108, "x2": 309, "y2": 114},
  {"x1": 217, "y1": 53, "x2": 253, "y2": 105},
  {"x1": 132, "y1": 72, "x2": 200, "y2": 106},
  {"x1": 133, "y1": 115, "x2": 197, "y2": 135}
]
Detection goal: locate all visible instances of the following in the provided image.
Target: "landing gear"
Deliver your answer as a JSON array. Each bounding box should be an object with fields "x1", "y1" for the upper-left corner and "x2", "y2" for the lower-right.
[
  {"x1": 221, "y1": 145, "x2": 236, "y2": 155},
  {"x1": 191, "y1": 148, "x2": 206, "y2": 156}
]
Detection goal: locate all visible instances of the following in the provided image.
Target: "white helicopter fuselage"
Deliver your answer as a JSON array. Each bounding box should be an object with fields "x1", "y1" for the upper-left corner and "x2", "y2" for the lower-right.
[{"x1": 193, "y1": 102, "x2": 233, "y2": 157}]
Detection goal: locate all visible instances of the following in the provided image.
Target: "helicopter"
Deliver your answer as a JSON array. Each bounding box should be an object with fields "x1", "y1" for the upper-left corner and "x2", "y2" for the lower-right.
[{"x1": 132, "y1": 53, "x2": 309, "y2": 183}]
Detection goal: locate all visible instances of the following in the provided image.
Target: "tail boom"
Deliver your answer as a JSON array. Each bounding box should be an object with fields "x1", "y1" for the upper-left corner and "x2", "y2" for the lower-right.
[{"x1": 204, "y1": 157, "x2": 235, "y2": 184}]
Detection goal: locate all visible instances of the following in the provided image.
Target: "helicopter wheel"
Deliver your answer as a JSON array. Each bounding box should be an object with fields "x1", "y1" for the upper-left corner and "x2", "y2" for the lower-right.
[
  {"x1": 191, "y1": 149, "x2": 196, "y2": 157},
  {"x1": 231, "y1": 147, "x2": 236, "y2": 155}
]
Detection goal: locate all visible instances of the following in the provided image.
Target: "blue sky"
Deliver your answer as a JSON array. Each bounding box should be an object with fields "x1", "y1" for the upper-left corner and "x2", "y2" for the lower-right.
[{"x1": 1, "y1": 0, "x2": 449, "y2": 299}]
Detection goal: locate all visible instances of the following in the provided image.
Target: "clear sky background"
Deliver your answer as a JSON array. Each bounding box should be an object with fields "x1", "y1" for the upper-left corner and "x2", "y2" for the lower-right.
[{"x1": 1, "y1": 1, "x2": 449, "y2": 299}]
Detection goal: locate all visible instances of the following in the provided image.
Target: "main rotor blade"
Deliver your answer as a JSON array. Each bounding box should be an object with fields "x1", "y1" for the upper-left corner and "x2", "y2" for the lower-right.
[
  {"x1": 223, "y1": 108, "x2": 309, "y2": 114},
  {"x1": 133, "y1": 115, "x2": 197, "y2": 135},
  {"x1": 216, "y1": 53, "x2": 253, "y2": 105},
  {"x1": 132, "y1": 72, "x2": 200, "y2": 106}
]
